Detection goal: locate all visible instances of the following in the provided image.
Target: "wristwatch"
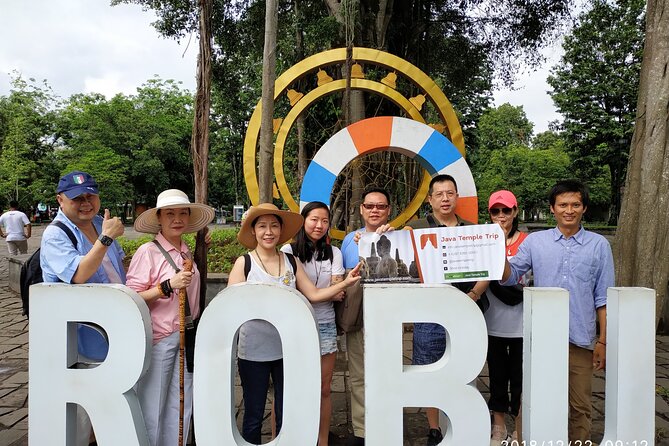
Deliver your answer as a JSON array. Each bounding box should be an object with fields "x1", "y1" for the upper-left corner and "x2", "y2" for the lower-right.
[{"x1": 98, "y1": 234, "x2": 114, "y2": 247}]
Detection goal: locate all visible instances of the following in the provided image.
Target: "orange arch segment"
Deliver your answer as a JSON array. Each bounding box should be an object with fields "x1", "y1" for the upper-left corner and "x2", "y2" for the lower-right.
[
  {"x1": 347, "y1": 116, "x2": 393, "y2": 155},
  {"x1": 455, "y1": 196, "x2": 479, "y2": 224}
]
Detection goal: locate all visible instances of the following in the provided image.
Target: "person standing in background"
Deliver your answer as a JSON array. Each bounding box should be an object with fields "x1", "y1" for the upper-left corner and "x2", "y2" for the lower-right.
[{"x1": 0, "y1": 200, "x2": 31, "y2": 255}]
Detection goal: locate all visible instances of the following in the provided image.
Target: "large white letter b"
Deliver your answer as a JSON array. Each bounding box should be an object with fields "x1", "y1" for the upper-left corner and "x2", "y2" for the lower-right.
[{"x1": 365, "y1": 284, "x2": 490, "y2": 446}]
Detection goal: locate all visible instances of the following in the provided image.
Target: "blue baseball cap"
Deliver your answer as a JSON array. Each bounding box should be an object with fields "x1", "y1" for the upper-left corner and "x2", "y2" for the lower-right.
[{"x1": 56, "y1": 171, "x2": 99, "y2": 199}]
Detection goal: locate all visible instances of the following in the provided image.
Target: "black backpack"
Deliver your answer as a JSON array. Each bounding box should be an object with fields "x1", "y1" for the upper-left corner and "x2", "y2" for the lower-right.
[{"x1": 19, "y1": 221, "x2": 77, "y2": 318}]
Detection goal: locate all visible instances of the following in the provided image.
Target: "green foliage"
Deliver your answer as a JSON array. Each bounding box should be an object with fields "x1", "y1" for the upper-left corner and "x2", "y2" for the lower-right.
[
  {"x1": 476, "y1": 143, "x2": 571, "y2": 221},
  {"x1": 547, "y1": 0, "x2": 645, "y2": 224},
  {"x1": 475, "y1": 104, "x2": 572, "y2": 220},
  {"x1": 476, "y1": 103, "x2": 534, "y2": 158},
  {"x1": 0, "y1": 74, "x2": 59, "y2": 210},
  {"x1": 55, "y1": 78, "x2": 195, "y2": 208},
  {"x1": 117, "y1": 228, "x2": 246, "y2": 273}
]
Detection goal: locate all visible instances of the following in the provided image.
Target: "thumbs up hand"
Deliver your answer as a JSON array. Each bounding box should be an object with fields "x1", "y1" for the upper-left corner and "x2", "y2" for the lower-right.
[{"x1": 101, "y1": 208, "x2": 124, "y2": 239}]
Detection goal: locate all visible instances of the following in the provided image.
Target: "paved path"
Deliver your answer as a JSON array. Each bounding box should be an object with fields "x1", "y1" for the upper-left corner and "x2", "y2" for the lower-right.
[{"x1": 0, "y1": 225, "x2": 667, "y2": 445}]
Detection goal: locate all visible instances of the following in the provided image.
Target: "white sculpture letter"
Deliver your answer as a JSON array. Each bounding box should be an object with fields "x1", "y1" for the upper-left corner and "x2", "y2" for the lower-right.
[
  {"x1": 364, "y1": 284, "x2": 490, "y2": 445},
  {"x1": 29, "y1": 283, "x2": 152, "y2": 445}
]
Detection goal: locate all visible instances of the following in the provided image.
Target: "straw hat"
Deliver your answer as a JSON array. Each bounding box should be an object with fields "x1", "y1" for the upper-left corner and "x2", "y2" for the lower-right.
[
  {"x1": 134, "y1": 189, "x2": 215, "y2": 234},
  {"x1": 237, "y1": 203, "x2": 304, "y2": 249}
]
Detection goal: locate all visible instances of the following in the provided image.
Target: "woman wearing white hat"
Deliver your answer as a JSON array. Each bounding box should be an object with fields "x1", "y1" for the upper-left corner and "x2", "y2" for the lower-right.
[
  {"x1": 126, "y1": 189, "x2": 214, "y2": 446},
  {"x1": 228, "y1": 203, "x2": 361, "y2": 445}
]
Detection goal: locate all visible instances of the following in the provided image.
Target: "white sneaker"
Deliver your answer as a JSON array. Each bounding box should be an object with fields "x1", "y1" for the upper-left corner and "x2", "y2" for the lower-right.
[{"x1": 490, "y1": 424, "x2": 507, "y2": 446}]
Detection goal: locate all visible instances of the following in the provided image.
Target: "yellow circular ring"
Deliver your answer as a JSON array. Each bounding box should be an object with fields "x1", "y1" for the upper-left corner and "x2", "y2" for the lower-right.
[{"x1": 243, "y1": 47, "x2": 465, "y2": 205}]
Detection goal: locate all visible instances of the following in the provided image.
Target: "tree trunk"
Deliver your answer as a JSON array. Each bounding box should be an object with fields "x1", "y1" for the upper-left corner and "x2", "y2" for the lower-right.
[
  {"x1": 613, "y1": 0, "x2": 669, "y2": 330},
  {"x1": 348, "y1": 89, "x2": 366, "y2": 230},
  {"x1": 295, "y1": 0, "x2": 308, "y2": 181},
  {"x1": 607, "y1": 161, "x2": 623, "y2": 226},
  {"x1": 258, "y1": 0, "x2": 279, "y2": 203},
  {"x1": 191, "y1": 0, "x2": 213, "y2": 311}
]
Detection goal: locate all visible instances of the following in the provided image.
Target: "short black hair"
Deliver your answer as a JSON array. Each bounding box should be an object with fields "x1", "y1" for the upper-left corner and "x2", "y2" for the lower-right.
[
  {"x1": 549, "y1": 180, "x2": 590, "y2": 208},
  {"x1": 361, "y1": 187, "x2": 390, "y2": 204},
  {"x1": 429, "y1": 174, "x2": 458, "y2": 194},
  {"x1": 9, "y1": 200, "x2": 19, "y2": 208}
]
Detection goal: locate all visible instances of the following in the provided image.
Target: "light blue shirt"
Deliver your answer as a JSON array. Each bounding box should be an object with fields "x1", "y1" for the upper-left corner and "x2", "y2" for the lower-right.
[
  {"x1": 41, "y1": 210, "x2": 125, "y2": 284},
  {"x1": 502, "y1": 226, "x2": 614, "y2": 348},
  {"x1": 341, "y1": 228, "x2": 364, "y2": 269},
  {"x1": 40, "y1": 209, "x2": 126, "y2": 361}
]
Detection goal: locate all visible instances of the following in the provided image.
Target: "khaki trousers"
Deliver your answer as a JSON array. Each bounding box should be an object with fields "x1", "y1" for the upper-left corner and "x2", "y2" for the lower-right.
[
  {"x1": 568, "y1": 343, "x2": 594, "y2": 442},
  {"x1": 346, "y1": 329, "x2": 365, "y2": 437}
]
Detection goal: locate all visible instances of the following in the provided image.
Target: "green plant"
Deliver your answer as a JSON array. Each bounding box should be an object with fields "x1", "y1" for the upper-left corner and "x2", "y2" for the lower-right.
[{"x1": 116, "y1": 228, "x2": 246, "y2": 273}]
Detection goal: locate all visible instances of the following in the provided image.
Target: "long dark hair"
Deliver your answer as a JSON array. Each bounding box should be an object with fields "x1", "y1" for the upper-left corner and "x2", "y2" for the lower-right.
[{"x1": 290, "y1": 201, "x2": 333, "y2": 263}]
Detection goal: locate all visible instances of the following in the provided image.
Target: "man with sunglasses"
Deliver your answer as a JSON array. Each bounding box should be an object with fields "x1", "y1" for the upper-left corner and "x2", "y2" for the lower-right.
[
  {"x1": 340, "y1": 187, "x2": 392, "y2": 446},
  {"x1": 501, "y1": 179, "x2": 614, "y2": 443},
  {"x1": 404, "y1": 174, "x2": 488, "y2": 446}
]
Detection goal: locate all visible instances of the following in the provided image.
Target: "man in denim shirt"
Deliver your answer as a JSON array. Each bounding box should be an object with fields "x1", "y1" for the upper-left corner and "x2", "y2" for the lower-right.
[
  {"x1": 502, "y1": 180, "x2": 614, "y2": 442},
  {"x1": 40, "y1": 170, "x2": 125, "y2": 446}
]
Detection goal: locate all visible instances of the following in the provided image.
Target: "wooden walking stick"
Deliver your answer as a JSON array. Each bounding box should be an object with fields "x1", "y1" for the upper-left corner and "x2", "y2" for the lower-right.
[{"x1": 178, "y1": 254, "x2": 193, "y2": 446}]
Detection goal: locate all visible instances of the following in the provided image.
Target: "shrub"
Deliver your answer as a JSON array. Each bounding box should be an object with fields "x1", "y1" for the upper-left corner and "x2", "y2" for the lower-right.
[{"x1": 117, "y1": 228, "x2": 246, "y2": 273}]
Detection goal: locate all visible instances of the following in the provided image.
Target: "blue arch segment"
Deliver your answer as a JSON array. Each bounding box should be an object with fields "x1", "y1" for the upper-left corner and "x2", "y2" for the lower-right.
[
  {"x1": 415, "y1": 131, "x2": 462, "y2": 175},
  {"x1": 300, "y1": 161, "x2": 337, "y2": 204}
]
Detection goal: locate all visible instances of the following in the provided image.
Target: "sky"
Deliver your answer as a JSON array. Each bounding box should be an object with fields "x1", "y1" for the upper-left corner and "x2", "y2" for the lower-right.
[{"x1": 1, "y1": 0, "x2": 562, "y2": 133}]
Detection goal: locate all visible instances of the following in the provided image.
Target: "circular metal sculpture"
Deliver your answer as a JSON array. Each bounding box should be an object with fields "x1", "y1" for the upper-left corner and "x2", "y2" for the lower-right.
[{"x1": 243, "y1": 47, "x2": 475, "y2": 238}]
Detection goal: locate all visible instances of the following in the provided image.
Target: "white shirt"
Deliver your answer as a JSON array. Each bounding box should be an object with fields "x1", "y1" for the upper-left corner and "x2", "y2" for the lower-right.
[
  {"x1": 0, "y1": 210, "x2": 29, "y2": 241},
  {"x1": 281, "y1": 244, "x2": 345, "y2": 324}
]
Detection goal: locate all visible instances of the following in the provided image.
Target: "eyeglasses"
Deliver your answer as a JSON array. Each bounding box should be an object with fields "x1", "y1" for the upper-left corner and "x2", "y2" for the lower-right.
[
  {"x1": 490, "y1": 207, "x2": 513, "y2": 216},
  {"x1": 362, "y1": 203, "x2": 389, "y2": 210},
  {"x1": 431, "y1": 191, "x2": 457, "y2": 200}
]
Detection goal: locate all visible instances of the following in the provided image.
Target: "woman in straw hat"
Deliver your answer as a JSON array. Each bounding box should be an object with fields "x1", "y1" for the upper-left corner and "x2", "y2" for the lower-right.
[
  {"x1": 280, "y1": 201, "x2": 344, "y2": 446},
  {"x1": 126, "y1": 189, "x2": 214, "y2": 446},
  {"x1": 228, "y1": 203, "x2": 361, "y2": 445}
]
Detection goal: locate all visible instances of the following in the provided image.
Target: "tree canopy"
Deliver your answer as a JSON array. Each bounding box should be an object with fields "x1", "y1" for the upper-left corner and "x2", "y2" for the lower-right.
[{"x1": 548, "y1": 0, "x2": 645, "y2": 224}]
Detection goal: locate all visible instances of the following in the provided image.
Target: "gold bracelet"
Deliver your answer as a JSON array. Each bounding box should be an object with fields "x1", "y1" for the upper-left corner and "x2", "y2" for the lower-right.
[{"x1": 156, "y1": 284, "x2": 166, "y2": 297}]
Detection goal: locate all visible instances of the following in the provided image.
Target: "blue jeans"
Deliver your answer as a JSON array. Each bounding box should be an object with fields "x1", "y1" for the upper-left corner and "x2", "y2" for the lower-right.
[
  {"x1": 238, "y1": 358, "x2": 284, "y2": 444},
  {"x1": 412, "y1": 323, "x2": 446, "y2": 365}
]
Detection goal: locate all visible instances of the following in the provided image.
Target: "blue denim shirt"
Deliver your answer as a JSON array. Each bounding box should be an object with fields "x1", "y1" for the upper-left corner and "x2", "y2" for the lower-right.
[
  {"x1": 40, "y1": 209, "x2": 126, "y2": 360},
  {"x1": 502, "y1": 226, "x2": 614, "y2": 348}
]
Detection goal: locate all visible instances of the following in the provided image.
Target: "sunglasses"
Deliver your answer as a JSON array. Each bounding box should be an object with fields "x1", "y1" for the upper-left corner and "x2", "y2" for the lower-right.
[
  {"x1": 362, "y1": 203, "x2": 389, "y2": 210},
  {"x1": 490, "y1": 207, "x2": 513, "y2": 216}
]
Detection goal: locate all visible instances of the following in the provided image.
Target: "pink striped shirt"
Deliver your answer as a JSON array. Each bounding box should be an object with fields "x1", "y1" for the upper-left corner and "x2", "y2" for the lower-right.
[{"x1": 126, "y1": 232, "x2": 201, "y2": 344}]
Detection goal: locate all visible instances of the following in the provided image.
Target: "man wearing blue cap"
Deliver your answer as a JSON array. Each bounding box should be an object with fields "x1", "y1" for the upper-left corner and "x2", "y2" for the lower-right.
[{"x1": 40, "y1": 170, "x2": 126, "y2": 446}]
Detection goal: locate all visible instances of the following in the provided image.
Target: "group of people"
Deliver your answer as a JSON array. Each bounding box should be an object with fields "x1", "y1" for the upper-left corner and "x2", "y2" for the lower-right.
[
  {"x1": 339, "y1": 175, "x2": 613, "y2": 446},
  {"x1": 35, "y1": 169, "x2": 613, "y2": 446}
]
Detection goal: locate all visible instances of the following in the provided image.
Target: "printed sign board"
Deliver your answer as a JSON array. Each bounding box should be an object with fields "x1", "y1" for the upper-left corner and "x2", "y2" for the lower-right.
[{"x1": 358, "y1": 224, "x2": 505, "y2": 283}]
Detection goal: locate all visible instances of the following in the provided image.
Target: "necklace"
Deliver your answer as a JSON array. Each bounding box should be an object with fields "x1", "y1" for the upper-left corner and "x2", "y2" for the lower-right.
[
  {"x1": 506, "y1": 232, "x2": 519, "y2": 255},
  {"x1": 254, "y1": 249, "x2": 282, "y2": 277}
]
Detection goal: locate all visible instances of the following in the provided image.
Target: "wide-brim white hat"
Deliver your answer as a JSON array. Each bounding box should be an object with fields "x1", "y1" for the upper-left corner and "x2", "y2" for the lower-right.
[
  {"x1": 134, "y1": 189, "x2": 215, "y2": 234},
  {"x1": 237, "y1": 203, "x2": 304, "y2": 249}
]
